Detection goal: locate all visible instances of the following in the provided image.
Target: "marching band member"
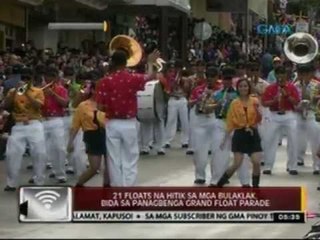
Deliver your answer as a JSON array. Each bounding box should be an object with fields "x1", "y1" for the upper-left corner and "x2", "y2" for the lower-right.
[
  {"x1": 209, "y1": 67, "x2": 250, "y2": 187},
  {"x1": 187, "y1": 61, "x2": 206, "y2": 155},
  {"x1": 164, "y1": 61, "x2": 190, "y2": 149},
  {"x1": 67, "y1": 80, "x2": 108, "y2": 187},
  {"x1": 218, "y1": 78, "x2": 262, "y2": 187},
  {"x1": 261, "y1": 66, "x2": 300, "y2": 175},
  {"x1": 42, "y1": 67, "x2": 69, "y2": 183},
  {"x1": 294, "y1": 65, "x2": 320, "y2": 173},
  {"x1": 64, "y1": 70, "x2": 92, "y2": 176},
  {"x1": 4, "y1": 68, "x2": 46, "y2": 191},
  {"x1": 247, "y1": 62, "x2": 270, "y2": 165},
  {"x1": 96, "y1": 47, "x2": 160, "y2": 187},
  {"x1": 190, "y1": 67, "x2": 218, "y2": 185},
  {"x1": 314, "y1": 55, "x2": 320, "y2": 82},
  {"x1": 139, "y1": 65, "x2": 168, "y2": 155}
]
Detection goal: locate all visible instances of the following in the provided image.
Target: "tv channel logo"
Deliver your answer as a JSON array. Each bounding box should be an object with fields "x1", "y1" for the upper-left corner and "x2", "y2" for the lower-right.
[{"x1": 19, "y1": 186, "x2": 72, "y2": 222}]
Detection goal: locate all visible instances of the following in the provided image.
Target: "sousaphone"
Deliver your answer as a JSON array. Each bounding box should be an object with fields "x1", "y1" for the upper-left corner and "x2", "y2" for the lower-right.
[
  {"x1": 284, "y1": 32, "x2": 319, "y2": 64},
  {"x1": 109, "y1": 35, "x2": 142, "y2": 67}
]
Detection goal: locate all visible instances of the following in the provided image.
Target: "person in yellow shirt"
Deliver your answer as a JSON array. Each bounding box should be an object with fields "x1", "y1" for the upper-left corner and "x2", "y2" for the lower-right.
[
  {"x1": 218, "y1": 78, "x2": 262, "y2": 188},
  {"x1": 3, "y1": 68, "x2": 47, "y2": 191},
  {"x1": 67, "y1": 80, "x2": 108, "y2": 187}
]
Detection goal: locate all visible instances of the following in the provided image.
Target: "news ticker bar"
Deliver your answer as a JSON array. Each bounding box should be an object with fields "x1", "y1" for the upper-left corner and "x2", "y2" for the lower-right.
[
  {"x1": 72, "y1": 211, "x2": 306, "y2": 223},
  {"x1": 18, "y1": 186, "x2": 307, "y2": 223}
]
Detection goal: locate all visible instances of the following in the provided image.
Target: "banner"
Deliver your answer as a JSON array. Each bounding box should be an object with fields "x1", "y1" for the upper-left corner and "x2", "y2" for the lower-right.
[
  {"x1": 73, "y1": 187, "x2": 305, "y2": 211},
  {"x1": 19, "y1": 186, "x2": 307, "y2": 223}
]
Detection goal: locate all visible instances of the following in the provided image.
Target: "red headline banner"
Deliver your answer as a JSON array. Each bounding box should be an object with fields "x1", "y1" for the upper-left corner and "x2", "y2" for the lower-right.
[{"x1": 73, "y1": 187, "x2": 305, "y2": 212}]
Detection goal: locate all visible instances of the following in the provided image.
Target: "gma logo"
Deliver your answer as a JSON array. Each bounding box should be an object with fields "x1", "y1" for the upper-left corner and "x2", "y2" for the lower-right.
[{"x1": 257, "y1": 24, "x2": 292, "y2": 35}]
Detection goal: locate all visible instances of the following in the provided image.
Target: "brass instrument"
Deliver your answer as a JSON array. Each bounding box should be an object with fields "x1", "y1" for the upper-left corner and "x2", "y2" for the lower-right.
[
  {"x1": 41, "y1": 82, "x2": 54, "y2": 91},
  {"x1": 109, "y1": 35, "x2": 142, "y2": 67},
  {"x1": 17, "y1": 84, "x2": 29, "y2": 95},
  {"x1": 109, "y1": 34, "x2": 163, "y2": 71},
  {"x1": 196, "y1": 89, "x2": 216, "y2": 116},
  {"x1": 284, "y1": 32, "x2": 319, "y2": 64},
  {"x1": 300, "y1": 83, "x2": 311, "y2": 120},
  {"x1": 218, "y1": 90, "x2": 229, "y2": 118},
  {"x1": 154, "y1": 58, "x2": 166, "y2": 72}
]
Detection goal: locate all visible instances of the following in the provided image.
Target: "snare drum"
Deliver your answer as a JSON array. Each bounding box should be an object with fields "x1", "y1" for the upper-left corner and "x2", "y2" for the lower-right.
[{"x1": 137, "y1": 80, "x2": 165, "y2": 121}]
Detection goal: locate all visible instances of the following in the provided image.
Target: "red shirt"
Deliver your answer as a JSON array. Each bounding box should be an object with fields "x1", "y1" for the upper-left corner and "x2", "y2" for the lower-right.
[
  {"x1": 96, "y1": 70, "x2": 148, "y2": 119},
  {"x1": 190, "y1": 83, "x2": 207, "y2": 102},
  {"x1": 261, "y1": 82, "x2": 300, "y2": 112},
  {"x1": 157, "y1": 73, "x2": 170, "y2": 94},
  {"x1": 42, "y1": 83, "x2": 68, "y2": 117}
]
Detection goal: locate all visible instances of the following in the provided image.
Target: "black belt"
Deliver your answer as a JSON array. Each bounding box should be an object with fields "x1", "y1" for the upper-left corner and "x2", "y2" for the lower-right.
[
  {"x1": 276, "y1": 111, "x2": 286, "y2": 115},
  {"x1": 216, "y1": 116, "x2": 225, "y2": 120}
]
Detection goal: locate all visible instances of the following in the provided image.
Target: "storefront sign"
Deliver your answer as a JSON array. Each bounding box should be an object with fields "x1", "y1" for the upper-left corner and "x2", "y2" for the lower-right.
[{"x1": 257, "y1": 24, "x2": 292, "y2": 35}]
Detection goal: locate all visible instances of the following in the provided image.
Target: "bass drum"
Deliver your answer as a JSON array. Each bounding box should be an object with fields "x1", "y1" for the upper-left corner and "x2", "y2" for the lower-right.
[{"x1": 137, "y1": 80, "x2": 166, "y2": 122}]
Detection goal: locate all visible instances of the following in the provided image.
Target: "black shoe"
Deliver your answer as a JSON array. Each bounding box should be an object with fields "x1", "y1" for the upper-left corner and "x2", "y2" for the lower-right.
[
  {"x1": 4, "y1": 186, "x2": 16, "y2": 192},
  {"x1": 261, "y1": 162, "x2": 265, "y2": 166},
  {"x1": 208, "y1": 151, "x2": 212, "y2": 155},
  {"x1": 263, "y1": 170, "x2": 272, "y2": 175},
  {"x1": 164, "y1": 144, "x2": 170, "y2": 149},
  {"x1": 186, "y1": 150, "x2": 194, "y2": 155},
  {"x1": 208, "y1": 184, "x2": 217, "y2": 187},
  {"x1": 26, "y1": 165, "x2": 33, "y2": 170},
  {"x1": 66, "y1": 169, "x2": 75, "y2": 175},
  {"x1": 252, "y1": 175, "x2": 260, "y2": 188},
  {"x1": 157, "y1": 151, "x2": 165, "y2": 155},
  {"x1": 140, "y1": 151, "x2": 149, "y2": 155},
  {"x1": 217, "y1": 173, "x2": 230, "y2": 187},
  {"x1": 317, "y1": 186, "x2": 320, "y2": 191},
  {"x1": 313, "y1": 170, "x2": 320, "y2": 175},
  {"x1": 242, "y1": 185, "x2": 251, "y2": 188},
  {"x1": 194, "y1": 179, "x2": 206, "y2": 185},
  {"x1": 49, "y1": 173, "x2": 56, "y2": 178},
  {"x1": 297, "y1": 162, "x2": 304, "y2": 166},
  {"x1": 289, "y1": 170, "x2": 298, "y2": 175},
  {"x1": 46, "y1": 165, "x2": 52, "y2": 170},
  {"x1": 28, "y1": 178, "x2": 34, "y2": 184},
  {"x1": 182, "y1": 144, "x2": 188, "y2": 149},
  {"x1": 58, "y1": 178, "x2": 67, "y2": 184}
]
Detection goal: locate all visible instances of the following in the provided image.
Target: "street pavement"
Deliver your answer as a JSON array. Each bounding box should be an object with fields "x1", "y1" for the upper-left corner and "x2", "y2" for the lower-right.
[{"x1": 0, "y1": 137, "x2": 319, "y2": 239}]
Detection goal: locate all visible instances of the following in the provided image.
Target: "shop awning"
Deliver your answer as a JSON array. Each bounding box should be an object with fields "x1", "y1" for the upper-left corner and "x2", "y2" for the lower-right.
[
  {"x1": 18, "y1": 0, "x2": 44, "y2": 5},
  {"x1": 113, "y1": 0, "x2": 191, "y2": 14},
  {"x1": 74, "y1": 0, "x2": 109, "y2": 10},
  {"x1": 248, "y1": 0, "x2": 268, "y2": 20}
]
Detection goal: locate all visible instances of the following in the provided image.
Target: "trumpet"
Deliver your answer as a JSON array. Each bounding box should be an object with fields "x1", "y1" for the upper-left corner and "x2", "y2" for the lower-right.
[
  {"x1": 17, "y1": 84, "x2": 29, "y2": 95},
  {"x1": 41, "y1": 82, "x2": 54, "y2": 91},
  {"x1": 196, "y1": 89, "x2": 216, "y2": 116},
  {"x1": 154, "y1": 58, "x2": 166, "y2": 72}
]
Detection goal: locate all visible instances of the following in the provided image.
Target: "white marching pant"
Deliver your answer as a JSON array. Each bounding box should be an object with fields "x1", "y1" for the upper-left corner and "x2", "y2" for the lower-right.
[
  {"x1": 6, "y1": 120, "x2": 46, "y2": 187},
  {"x1": 70, "y1": 131, "x2": 87, "y2": 176},
  {"x1": 193, "y1": 112, "x2": 216, "y2": 181},
  {"x1": 264, "y1": 111, "x2": 298, "y2": 171},
  {"x1": 43, "y1": 117, "x2": 67, "y2": 179},
  {"x1": 139, "y1": 121, "x2": 153, "y2": 152},
  {"x1": 210, "y1": 119, "x2": 250, "y2": 185},
  {"x1": 63, "y1": 116, "x2": 87, "y2": 176},
  {"x1": 140, "y1": 119, "x2": 165, "y2": 152},
  {"x1": 165, "y1": 97, "x2": 189, "y2": 145},
  {"x1": 296, "y1": 113, "x2": 320, "y2": 170},
  {"x1": 106, "y1": 119, "x2": 139, "y2": 187},
  {"x1": 187, "y1": 107, "x2": 196, "y2": 152}
]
